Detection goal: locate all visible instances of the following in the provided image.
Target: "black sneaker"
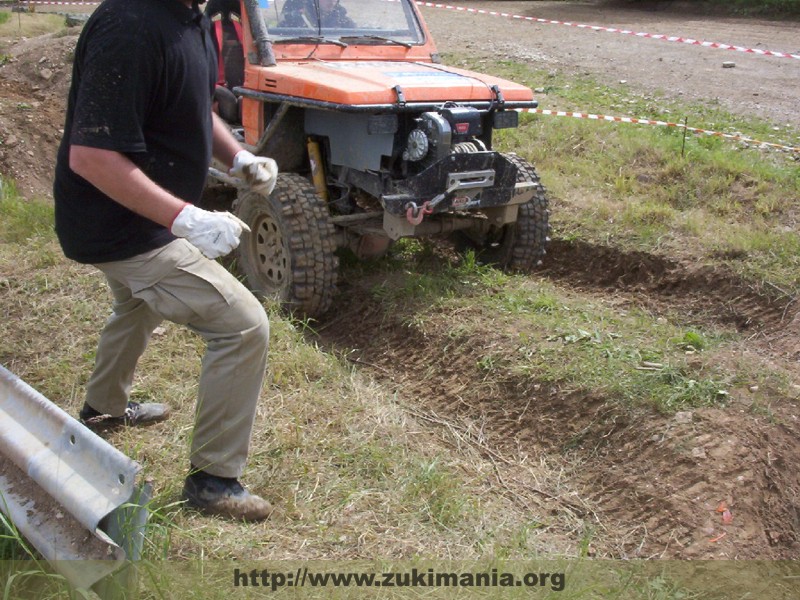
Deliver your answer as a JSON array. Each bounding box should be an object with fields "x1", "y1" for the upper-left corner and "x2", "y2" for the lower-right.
[
  {"x1": 182, "y1": 470, "x2": 273, "y2": 522},
  {"x1": 79, "y1": 401, "x2": 171, "y2": 429}
]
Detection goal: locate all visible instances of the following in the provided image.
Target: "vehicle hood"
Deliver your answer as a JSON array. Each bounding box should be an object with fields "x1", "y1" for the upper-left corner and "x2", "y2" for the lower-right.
[{"x1": 252, "y1": 60, "x2": 534, "y2": 105}]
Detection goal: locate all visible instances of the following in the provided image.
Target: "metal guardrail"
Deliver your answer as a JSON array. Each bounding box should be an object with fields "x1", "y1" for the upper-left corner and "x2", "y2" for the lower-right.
[{"x1": 0, "y1": 364, "x2": 150, "y2": 596}]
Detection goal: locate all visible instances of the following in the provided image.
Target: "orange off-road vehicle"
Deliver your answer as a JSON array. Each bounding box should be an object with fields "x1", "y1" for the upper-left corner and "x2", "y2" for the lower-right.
[{"x1": 205, "y1": 0, "x2": 550, "y2": 316}]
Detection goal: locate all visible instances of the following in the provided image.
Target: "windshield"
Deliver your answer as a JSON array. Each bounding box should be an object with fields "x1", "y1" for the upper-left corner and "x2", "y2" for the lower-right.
[{"x1": 262, "y1": 0, "x2": 425, "y2": 44}]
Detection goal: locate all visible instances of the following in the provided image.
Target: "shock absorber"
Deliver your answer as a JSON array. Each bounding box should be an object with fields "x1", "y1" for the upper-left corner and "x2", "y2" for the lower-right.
[{"x1": 307, "y1": 137, "x2": 329, "y2": 201}]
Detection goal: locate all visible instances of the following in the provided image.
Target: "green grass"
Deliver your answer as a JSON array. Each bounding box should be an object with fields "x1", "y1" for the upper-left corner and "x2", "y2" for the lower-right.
[
  {"x1": 0, "y1": 512, "x2": 31, "y2": 560},
  {"x1": 0, "y1": 196, "x2": 576, "y2": 586},
  {"x1": 349, "y1": 225, "x2": 797, "y2": 416},
  {"x1": 402, "y1": 459, "x2": 471, "y2": 528},
  {"x1": 0, "y1": 180, "x2": 54, "y2": 244},
  {"x1": 0, "y1": 12, "x2": 66, "y2": 42},
  {"x1": 0, "y1": 513, "x2": 74, "y2": 599},
  {"x1": 0, "y1": 155, "x2": 789, "y2": 600},
  {"x1": 363, "y1": 252, "x2": 743, "y2": 415}
]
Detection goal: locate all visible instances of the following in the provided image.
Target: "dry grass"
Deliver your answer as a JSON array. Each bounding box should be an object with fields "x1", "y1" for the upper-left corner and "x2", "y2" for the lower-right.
[
  {"x1": 0, "y1": 197, "x2": 582, "y2": 565},
  {"x1": 0, "y1": 11, "x2": 66, "y2": 44}
]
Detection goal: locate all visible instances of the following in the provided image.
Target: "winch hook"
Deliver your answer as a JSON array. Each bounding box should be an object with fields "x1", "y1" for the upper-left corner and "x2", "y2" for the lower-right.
[{"x1": 405, "y1": 201, "x2": 433, "y2": 225}]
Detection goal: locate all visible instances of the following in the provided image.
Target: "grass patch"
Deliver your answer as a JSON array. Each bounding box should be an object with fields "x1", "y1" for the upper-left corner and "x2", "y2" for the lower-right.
[
  {"x1": 0, "y1": 514, "x2": 74, "y2": 597},
  {"x1": 0, "y1": 12, "x2": 66, "y2": 42},
  {"x1": 0, "y1": 181, "x2": 54, "y2": 244},
  {"x1": 0, "y1": 184, "x2": 563, "y2": 571},
  {"x1": 344, "y1": 212, "x2": 798, "y2": 415},
  {"x1": 0, "y1": 512, "x2": 33, "y2": 560},
  {"x1": 374, "y1": 251, "x2": 737, "y2": 413},
  {"x1": 402, "y1": 459, "x2": 471, "y2": 528}
]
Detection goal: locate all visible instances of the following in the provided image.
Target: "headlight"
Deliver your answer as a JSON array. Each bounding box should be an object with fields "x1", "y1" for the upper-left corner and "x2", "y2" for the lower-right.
[{"x1": 403, "y1": 128, "x2": 429, "y2": 162}]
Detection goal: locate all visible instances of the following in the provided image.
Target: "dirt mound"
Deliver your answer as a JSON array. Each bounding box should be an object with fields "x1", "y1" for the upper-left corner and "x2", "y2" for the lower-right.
[
  {"x1": 542, "y1": 239, "x2": 800, "y2": 363},
  {"x1": 1, "y1": 30, "x2": 76, "y2": 95},
  {"x1": 0, "y1": 30, "x2": 76, "y2": 199}
]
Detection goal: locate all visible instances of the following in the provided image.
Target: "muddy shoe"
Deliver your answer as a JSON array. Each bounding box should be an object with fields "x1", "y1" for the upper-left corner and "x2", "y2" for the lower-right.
[
  {"x1": 79, "y1": 401, "x2": 171, "y2": 429},
  {"x1": 182, "y1": 470, "x2": 273, "y2": 522}
]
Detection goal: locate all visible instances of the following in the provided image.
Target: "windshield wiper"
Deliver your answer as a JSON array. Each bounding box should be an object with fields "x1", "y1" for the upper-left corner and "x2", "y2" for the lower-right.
[
  {"x1": 275, "y1": 36, "x2": 348, "y2": 48},
  {"x1": 339, "y1": 35, "x2": 412, "y2": 48}
]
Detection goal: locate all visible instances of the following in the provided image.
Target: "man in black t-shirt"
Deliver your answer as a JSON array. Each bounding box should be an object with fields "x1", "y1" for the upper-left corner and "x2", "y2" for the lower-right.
[{"x1": 53, "y1": 0, "x2": 278, "y2": 522}]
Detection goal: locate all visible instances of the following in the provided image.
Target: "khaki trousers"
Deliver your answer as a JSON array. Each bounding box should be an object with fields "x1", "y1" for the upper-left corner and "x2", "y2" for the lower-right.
[{"x1": 84, "y1": 239, "x2": 269, "y2": 478}]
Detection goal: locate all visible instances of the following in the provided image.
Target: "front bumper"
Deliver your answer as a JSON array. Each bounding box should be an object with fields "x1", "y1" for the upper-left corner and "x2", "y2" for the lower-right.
[{"x1": 381, "y1": 152, "x2": 534, "y2": 216}]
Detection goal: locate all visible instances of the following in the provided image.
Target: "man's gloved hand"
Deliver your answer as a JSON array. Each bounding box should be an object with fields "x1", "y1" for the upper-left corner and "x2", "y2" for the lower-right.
[
  {"x1": 170, "y1": 204, "x2": 251, "y2": 260},
  {"x1": 230, "y1": 150, "x2": 278, "y2": 196}
]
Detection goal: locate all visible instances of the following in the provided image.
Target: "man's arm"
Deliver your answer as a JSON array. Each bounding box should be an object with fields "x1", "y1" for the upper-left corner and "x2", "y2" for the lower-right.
[
  {"x1": 69, "y1": 145, "x2": 187, "y2": 227},
  {"x1": 70, "y1": 111, "x2": 277, "y2": 227},
  {"x1": 211, "y1": 111, "x2": 242, "y2": 169},
  {"x1": 72, "y1": 112, "x2": 246, "y2": 220},
  {"x1": 69, "y1": 138, "x2": 251, "y2": 260}
]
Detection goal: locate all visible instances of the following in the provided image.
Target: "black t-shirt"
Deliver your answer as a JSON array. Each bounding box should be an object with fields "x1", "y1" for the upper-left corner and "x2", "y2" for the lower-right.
[{"x1": 53, "y1": 0, "x2": 217, "y2": 264}]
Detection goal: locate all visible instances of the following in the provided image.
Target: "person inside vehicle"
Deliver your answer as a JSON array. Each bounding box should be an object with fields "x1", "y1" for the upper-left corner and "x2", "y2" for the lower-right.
[{"x1": 279, "y1": 0, "x2": 355, "y2": 29}]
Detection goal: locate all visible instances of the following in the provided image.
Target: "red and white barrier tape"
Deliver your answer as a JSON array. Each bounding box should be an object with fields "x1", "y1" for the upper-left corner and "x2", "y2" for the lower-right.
[
  {"x1": 21, "y1": 1, "x2": 100, "y2": 5},
  {"x1": 525, "y1": 108, "x2": 800, "y2": 153},
  {"x1": 416, "y1": 2, "x2": 800, "y2": 61},
  {"x1": 19, "y1": 0, "x2": 800, "y2": 61}
]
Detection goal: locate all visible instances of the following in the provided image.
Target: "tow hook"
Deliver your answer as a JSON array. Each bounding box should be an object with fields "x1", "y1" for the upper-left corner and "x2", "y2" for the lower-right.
[{"x1": 405, "y1": 201, "x2": 433, "y2": 225}]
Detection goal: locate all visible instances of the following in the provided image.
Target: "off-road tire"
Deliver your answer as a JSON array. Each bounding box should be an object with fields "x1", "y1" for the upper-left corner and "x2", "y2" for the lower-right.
[
  {"x1": 234, "y1": 174, "x2": 338, "y2": 318},
  {"x1": 453, "y1": 153, "x2": 550, "y2": 271}
]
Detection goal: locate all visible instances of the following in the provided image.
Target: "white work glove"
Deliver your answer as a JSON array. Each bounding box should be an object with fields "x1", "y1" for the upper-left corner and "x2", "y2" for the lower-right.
[
  {"x1": 170, "y1": 204, "x2": 251, "y2": 260},
  {"x1": 230, "y1": 150, "x2": 278, "y2": 196}
]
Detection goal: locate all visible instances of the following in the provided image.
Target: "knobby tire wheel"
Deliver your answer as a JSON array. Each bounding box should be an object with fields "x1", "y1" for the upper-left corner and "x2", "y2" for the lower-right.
[
  {"x1": 454, "y1": 153, "x2": 550, "y2": 271},
  {"x1": 234, "y1": 174, "x2": 338, "y2": 318}
]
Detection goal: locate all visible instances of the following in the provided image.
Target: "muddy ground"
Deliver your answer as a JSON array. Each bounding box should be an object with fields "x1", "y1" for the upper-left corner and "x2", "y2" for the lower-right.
[{"x1": 1, "y1": 1, "x2": 799, "y2": 563}]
